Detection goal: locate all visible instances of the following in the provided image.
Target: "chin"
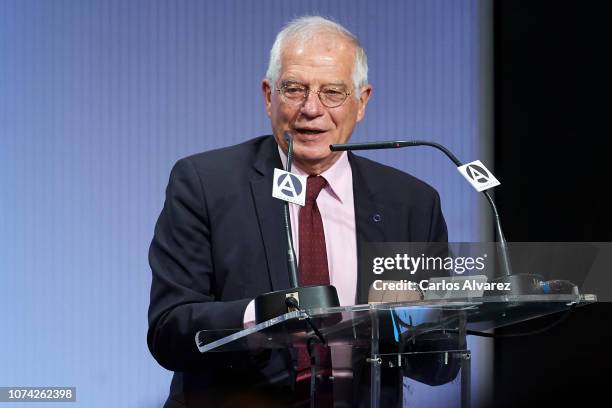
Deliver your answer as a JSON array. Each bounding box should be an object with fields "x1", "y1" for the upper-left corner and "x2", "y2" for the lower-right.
[
  {"x1": 294, "y1": 145, "x2": 330, "y2": 161},
  {"x1": 293, "y1": 151, "x2": 341, "y2": 174}
]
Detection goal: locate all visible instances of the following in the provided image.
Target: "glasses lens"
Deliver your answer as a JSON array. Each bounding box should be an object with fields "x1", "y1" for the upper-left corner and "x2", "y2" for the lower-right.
[
  {"x1": 320, "y1": 87, "x2": 348, "y2": 107},
  {"x1": 281, "y1": 84, "x2": 307, "y2": 102},
  {"x1": 279, "y1": 83, "x2": 349, "y2": 107}
]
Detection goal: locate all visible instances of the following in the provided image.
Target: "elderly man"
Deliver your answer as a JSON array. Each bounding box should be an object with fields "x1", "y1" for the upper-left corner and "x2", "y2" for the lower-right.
[{"x1": 148, "y1": 16, "x2": 447, "y2": 407}]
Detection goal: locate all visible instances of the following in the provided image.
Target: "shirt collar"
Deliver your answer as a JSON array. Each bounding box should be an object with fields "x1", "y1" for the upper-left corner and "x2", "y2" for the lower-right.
[{"x1": 277, "y1": 145, "x2": 351, "y2": 204}]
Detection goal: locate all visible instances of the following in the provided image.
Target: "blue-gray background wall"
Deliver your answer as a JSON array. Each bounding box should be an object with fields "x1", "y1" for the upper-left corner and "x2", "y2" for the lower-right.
[{"x1": 0, "y1": 1, "x2": 491, "y2": 406}]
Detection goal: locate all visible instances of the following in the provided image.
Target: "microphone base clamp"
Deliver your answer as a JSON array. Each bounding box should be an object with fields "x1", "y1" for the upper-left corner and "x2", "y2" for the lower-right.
[{"x1": 254, "y1": 285, "x2": 339, "y2": 324}]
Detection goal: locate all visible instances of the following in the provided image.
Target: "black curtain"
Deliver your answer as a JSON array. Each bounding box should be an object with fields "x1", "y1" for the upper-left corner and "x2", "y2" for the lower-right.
[{"x1": 493, "y1": 0, "x2": 610, "y2": 406}]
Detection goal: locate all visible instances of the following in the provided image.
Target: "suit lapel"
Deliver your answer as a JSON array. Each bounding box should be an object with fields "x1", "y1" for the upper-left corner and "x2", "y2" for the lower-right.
[
  {"x1": 349, "y1": 153, "x2": 403, "y2": 303},
  {"x1": 250, "y1": 137, "x2": 290, "y2": 291}
]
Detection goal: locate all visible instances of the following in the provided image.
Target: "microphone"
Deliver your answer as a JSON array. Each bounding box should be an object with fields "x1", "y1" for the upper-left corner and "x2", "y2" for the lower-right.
[
  {"x1": 283, "y1": 133, "x2": 299, "y2": 288},
  {"x1": 253, "y1": 133, "x2": 339, "y2": 323},
  {"x1": 330, "y1": 140, "x2": 515, "y2": 281}
]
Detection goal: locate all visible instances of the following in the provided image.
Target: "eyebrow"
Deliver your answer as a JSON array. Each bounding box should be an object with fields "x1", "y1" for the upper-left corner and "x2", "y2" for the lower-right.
[{"x1": 280, "y1": 79, "x2": 348, "y2": 88}]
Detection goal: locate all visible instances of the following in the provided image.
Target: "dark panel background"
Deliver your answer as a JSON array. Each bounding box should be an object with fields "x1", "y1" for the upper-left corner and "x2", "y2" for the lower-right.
[{"x1": 493, "y1": 0, "x2": 610, "y2": 405}]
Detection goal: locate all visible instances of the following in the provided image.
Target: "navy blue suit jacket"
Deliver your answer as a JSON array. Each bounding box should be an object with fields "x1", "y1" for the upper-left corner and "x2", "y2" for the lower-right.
[{"x1": 148, "y1": 135, "x2": 447, "y2": 406}]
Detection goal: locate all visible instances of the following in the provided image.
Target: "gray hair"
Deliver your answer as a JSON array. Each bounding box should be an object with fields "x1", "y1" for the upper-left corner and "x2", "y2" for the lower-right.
[{"x1": 265, "y1": 16, "x2": 368, "y2": 98}]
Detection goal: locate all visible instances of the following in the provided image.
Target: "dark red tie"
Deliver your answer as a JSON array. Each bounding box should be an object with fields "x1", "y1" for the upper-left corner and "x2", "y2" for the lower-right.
[
  {"x1": 299, "y1": 175, "x2": 330, "y2": 287},
  {"x1": 295, "y1": 176, "x2": 333, "y2": 406}
]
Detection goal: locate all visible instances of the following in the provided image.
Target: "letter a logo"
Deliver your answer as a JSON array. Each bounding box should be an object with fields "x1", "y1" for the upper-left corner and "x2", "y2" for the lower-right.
[
  {"x1": 466, "y1": 164, "x2": 490, "y2": 183},
  {"x1": 278, "y1": 173, "x2": 300, "y2": 197},
  {"x1": 272, "y1": 168, "x2": 307, "y2": 206},
  {"x1": 457, "y1": 160, "x2": 501, "y2": 192}
]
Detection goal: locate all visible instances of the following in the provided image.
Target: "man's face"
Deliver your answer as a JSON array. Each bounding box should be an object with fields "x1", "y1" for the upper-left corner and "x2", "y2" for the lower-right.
[{"x1": 263, "y1": 34, "x2": 372, "y2": 174}]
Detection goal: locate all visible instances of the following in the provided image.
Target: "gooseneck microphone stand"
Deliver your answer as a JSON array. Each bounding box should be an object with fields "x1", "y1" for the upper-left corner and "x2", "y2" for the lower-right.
[
  {"x1": 254, "y1": 133, "x2": 339, "y2": 323},
  {"x1": 330, "y1": 140, "x2": 548, "y2": 294}
]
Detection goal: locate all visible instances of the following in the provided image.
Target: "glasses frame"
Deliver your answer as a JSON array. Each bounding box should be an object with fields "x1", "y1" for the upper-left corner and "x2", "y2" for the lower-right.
[{"x1": 276, "y1": 82, "x2": 352, "y2": 108}]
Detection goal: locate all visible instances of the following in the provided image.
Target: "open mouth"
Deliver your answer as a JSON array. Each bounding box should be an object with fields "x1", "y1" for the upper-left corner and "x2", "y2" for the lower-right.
[{"x1": 294, "y1": 128, "x2": 327, "y2": 135}]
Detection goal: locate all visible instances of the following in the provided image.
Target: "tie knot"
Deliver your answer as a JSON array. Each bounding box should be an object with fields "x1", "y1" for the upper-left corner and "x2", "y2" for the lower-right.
[{"x1": 306, "y1": 175, "x2": 327, "y2": 204}]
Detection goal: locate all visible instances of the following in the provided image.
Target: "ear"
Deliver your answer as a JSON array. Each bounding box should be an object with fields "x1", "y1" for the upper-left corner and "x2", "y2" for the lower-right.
[
  {"x1": 262, "y1": 79, "x2": 273, "y2": 117},
  {"x1": 356, "y1": 84, "x2": 373, "y2": 123}
]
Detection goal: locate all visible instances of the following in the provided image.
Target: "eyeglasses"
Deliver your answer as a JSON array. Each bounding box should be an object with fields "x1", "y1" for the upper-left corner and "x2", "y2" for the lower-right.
[{"x1": 277, "y1": 81, "x2": 352, "y2": 108}]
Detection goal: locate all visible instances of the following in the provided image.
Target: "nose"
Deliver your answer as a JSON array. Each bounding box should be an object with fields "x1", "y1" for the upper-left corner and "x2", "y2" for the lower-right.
[{"x1": 300, "y1": 90, "x2": 325, "y2": 118}]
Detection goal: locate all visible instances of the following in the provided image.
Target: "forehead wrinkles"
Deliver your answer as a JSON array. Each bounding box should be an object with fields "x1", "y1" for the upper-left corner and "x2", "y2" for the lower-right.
[{"x1": 280, "y1": 33, "x2": 356, "y2": 74}]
